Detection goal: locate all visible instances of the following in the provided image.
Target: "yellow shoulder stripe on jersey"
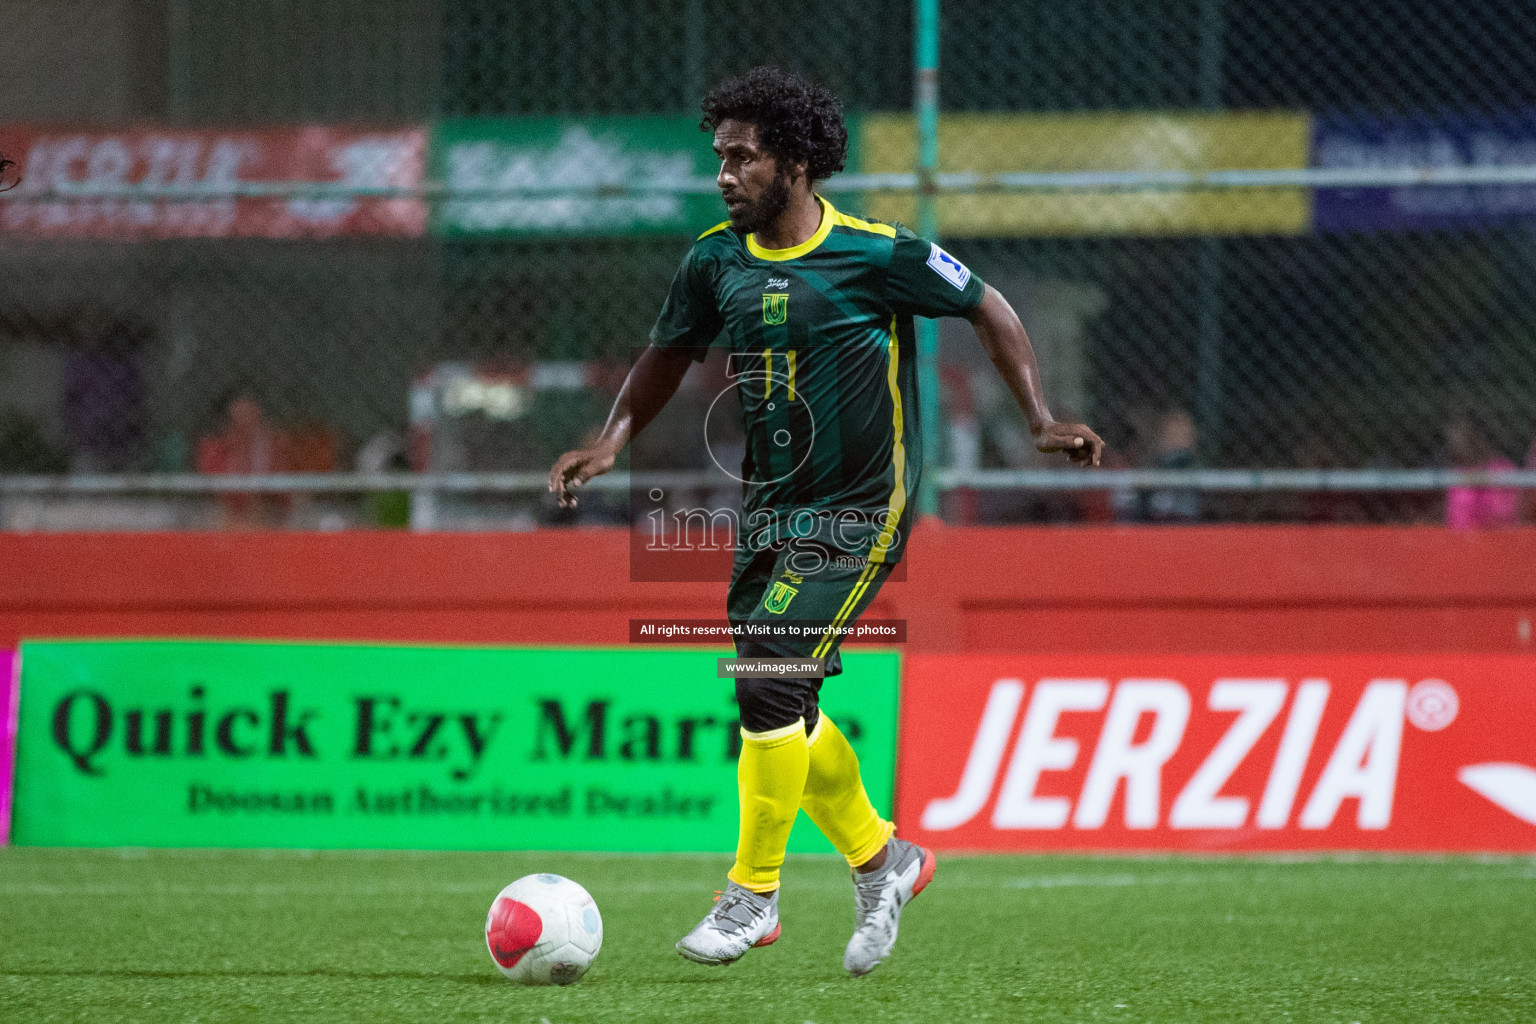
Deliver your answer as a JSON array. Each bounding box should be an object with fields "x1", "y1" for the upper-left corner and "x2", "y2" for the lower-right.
[
  {"x1": 697, "y1": 220, "x2": 732, "y2": 240},
  {"x1": 832, "y1": 210, "x2": 897, "y2": 238}
]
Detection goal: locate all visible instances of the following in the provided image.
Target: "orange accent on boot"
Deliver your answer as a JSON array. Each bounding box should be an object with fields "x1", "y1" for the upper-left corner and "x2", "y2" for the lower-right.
[{"x1": 912, "y1": 848, "x2": 937, "y2": 898}]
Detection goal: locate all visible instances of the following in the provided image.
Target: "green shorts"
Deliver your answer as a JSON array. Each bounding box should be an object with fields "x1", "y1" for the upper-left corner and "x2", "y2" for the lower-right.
[{"x1": 726, "y1": 540, "x2": 895, "y2": 677}]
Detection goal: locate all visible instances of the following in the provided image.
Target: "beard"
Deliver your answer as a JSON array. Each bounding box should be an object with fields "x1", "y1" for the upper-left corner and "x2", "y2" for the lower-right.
[{"x1": 727, "y1": 171, "x2": 793, "y2": 233}]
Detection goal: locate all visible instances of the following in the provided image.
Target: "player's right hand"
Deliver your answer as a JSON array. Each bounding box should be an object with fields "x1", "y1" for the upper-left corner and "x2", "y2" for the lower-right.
[{"x1": 548, "y1": 444, "x2": 619, "y2": 508}]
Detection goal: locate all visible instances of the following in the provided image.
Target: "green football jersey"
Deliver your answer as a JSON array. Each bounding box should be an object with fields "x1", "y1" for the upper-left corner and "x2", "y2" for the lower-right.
[{"x1": 649, "y1": 195, "x2": 985, "y2": 564}]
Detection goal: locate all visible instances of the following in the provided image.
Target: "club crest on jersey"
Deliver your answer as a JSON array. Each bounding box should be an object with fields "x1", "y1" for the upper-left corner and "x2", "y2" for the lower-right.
[
  {"x1": 926, "y1": 243, "x2": 971, "y2": 290},
  {"x1": 762, "y1": 293, "x2": 789, "y2": 325},
  {"x1": 764, "y1": 581, "x2": 798, "y2": 614}
]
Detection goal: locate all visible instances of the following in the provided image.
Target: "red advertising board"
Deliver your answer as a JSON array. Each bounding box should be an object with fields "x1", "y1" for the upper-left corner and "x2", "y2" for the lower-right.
[
  {"x1": 0, "y1": 126, "x2": 425, "y2": 238},
  {"x1": 898, "y1": 654, "x2": 1536, "y2": 852}
]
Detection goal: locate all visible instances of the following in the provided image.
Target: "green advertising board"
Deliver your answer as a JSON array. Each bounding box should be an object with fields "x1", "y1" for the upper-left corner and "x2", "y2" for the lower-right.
[
  {"x1": 12, "y1": 641, "x2": 898, "y2": 853},
  {"x1": 432, "y1": 116, "x2": 723, "y2": 238},
  {"x1": 430, "y1": 114, "x2": 864, "y2": 238}
]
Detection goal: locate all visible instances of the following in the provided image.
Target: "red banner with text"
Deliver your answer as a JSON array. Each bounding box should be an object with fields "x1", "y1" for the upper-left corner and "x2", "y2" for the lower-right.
[
  {"x1": 898, "y1": 654, "x2": 1536, "y2": 852},
  {"x1": 0, "y1": 126, "x2": 426, "y2": 239}
]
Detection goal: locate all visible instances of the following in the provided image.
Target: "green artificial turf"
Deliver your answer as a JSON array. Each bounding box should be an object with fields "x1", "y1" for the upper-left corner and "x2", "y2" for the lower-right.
[{"x1": 1, "y1": 848, "x2": 1533, "y2": 1023}]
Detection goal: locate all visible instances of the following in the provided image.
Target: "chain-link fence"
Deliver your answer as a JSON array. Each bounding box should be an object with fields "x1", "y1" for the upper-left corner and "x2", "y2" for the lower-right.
[{"x1": 3, "y1": 0, "x2": 1536, "y2": 529}]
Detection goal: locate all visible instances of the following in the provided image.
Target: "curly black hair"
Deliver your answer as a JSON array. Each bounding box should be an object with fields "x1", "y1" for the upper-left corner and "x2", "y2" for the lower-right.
[{"x1": 700, "y1": 66, "x2": 848, "y2": 183}]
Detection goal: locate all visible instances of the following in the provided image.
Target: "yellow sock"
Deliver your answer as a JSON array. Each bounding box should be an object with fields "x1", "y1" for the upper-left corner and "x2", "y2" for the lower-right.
[
  {"x1": 801, "y1": 713, "x2": 894, "y2": 868},
  {"x1": 727, "y1": 718, "x2": 810, "y2": 893}
]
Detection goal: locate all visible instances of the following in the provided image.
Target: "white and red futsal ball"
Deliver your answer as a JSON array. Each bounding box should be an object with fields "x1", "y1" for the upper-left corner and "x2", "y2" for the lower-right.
[{"x1": 485, "y1": 873, "x2": 603, "y2": 985}]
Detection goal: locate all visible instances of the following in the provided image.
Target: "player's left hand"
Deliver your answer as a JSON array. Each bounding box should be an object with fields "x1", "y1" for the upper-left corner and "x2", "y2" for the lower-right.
[{"x1": 1035, "y1": 422, "x2": 1104, "y2": 467}]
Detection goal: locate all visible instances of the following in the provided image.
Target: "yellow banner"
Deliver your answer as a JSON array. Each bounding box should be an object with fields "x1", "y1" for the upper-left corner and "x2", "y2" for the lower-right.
[{"x1": 862, "y1": 111, "x2": 1312, "y2": 237}]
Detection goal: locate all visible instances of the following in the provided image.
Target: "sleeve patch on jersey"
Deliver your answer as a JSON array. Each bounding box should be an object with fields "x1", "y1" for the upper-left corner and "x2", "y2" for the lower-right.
[{"x1": 926, "y1": 244, "x2": 972, "y2": 290}]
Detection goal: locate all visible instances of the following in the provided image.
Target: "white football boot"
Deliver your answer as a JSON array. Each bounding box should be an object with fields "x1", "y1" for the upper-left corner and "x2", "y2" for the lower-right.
[
  {"x1": 843, "y1": 837, "x2": 936, "y2": 976},
  {"x1": 675, "y1": 881, "x2": 782, "y2": 965}
]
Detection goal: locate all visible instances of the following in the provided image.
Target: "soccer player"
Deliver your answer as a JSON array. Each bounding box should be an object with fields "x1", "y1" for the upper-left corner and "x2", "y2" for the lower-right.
[{"x1": 549, "y1": 66, "x2": 1102, "y2": 975}]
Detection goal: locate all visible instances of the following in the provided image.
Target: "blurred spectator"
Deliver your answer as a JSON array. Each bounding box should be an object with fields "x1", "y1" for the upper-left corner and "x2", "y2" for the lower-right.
[
  {"x1": 195, "y1": 390, "x2": 290, "y2": 529},
  {"x1": 1444, "y1": 413, "x2": 1518, "y2": 530},
  {"x1": 63, "y1": 317, "x2": 147, "y2": 472},
  {"x1": 1115, "y1": 406, "x2": 1202, "y2": 523},
  {"x1": 356, "y1": 429, "x2": 411, "y2": 529},
  {"x1": 356, "y1": 429, "x2": 405, "y2": 477}
]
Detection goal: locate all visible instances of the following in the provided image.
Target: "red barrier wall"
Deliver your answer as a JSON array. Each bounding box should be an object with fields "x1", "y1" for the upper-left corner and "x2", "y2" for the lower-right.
[{"x1": 2, "y1": 525, "x2": 1534, "y2": 653}]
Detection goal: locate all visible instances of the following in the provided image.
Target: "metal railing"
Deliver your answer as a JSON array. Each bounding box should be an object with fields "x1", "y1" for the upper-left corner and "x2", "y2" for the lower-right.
[
  {"x1": 6, "y1": 468, "x2": 1535, "y2": 495},
  {"x1": 13, "y1": 163, "x2": 1536, "y2": 201}
]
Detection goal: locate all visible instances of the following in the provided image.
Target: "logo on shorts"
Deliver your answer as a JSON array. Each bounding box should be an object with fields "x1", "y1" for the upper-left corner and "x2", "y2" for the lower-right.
[
  {"x1": 762, "y1": 293, "x2": 789, "y2": 325},
  {"x1": 780, "y1": 570, "x2": 804, "y2": 584},
  {"x1": 764, "y1": 581, "x2": 798, "y2": 614},
  {"x1": 926, "y1": 244, "x2": 971, "y2": 290}
]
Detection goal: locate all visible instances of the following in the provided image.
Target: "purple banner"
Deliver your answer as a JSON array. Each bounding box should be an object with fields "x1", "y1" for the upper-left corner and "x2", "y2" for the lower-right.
[
  {"x1": 1315, "y1": 111, "x2": 1536, "y2": 232},
  {"x1": 0, "y1": 650, "x2": 14, "y2": 846}
]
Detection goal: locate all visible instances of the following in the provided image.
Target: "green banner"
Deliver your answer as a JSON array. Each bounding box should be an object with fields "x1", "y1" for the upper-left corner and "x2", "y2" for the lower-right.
[
  {"x1": 432, "y1": 116, "x2": 724, "y2": 237},
  {"x1": 12, "y1": 641, "x2": 898, "y2": 852},
  {"x1": 430, "y1": 114, "x2": 865, "y2": 237}
]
